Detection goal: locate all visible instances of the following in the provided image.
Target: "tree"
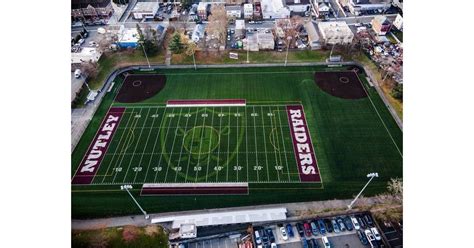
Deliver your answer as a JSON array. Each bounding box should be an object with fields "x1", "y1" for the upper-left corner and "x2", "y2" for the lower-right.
[
  {"x1": 169, "y1": 32, "x2": 184, "y2": 54},
  {"x1": 391, "y1": 83, "x2": 403, "y2": 101},
  {"x1": 205, "y1": 4, "x2": 228, "y2": 49},
  {"x1": 387, "y1": 178, "x2": 403, "y2": 197},
  {"x1": 80, "y1": 61, "x2": 98, "y2": 81},
  {"x1": 136, "y1": 24, "x2": 159, "y2": 56},
  {"x1": 185, "y1": 42, "x2": 198, "y2": 70}
]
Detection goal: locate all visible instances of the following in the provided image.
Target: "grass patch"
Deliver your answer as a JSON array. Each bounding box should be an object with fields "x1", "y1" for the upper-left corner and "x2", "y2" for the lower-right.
[{"x1": 391, "y1": 29, "x2": 403, "y2": 42}]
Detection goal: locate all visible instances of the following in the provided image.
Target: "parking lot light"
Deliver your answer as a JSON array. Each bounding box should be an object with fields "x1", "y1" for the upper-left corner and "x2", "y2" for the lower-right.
[
  {"x1": 347, "y1": 172, "x2": 379, "y2": 210},
  {"x1": 121, "y1": 185, "x2": 150, "y2": 220}
]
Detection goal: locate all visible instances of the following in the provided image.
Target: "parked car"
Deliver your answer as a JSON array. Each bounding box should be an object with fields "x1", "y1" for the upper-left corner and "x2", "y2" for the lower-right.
[
  {"x1": 370, "y1": 227, "x2": 381, "y2": 241},
  {"x1": 266, "y1": 228, "x2": 275, "y2": 243},
  {"x1": 77, "y1": 38, "x2": 85, "y2": 45},
  {"x1": 301, "y1": 238, "x2": 309, "y2": 248},
  {"x1": 321, "y1": 236, "x2": 331, "y2": 248},
  {"x1": 278, "y1": 226, "x2": 288, "y2": 241},
  {"x1": 336, "y1": 217, "x2": 346, "y2": 231},
  {"x1": 357, "y1": 230, "x2": 368, "y2": 245},
  {"x1": 317, "y1": 219, "x2": 326, "y2": 234},
  {"x1": 364, "y1": 229, "x2": 376, "y2": 242},
  {"x1": 286, "y1": 223, "x2": 294, "y2": 237},
  {"x1": 343, "y1": 216, "x2": 354, "y2": 231},
  {"x1": 296, "y1": 223, "x2": 305, "y2": 237},
  {"x1": 311, "y1": 238, "x2": 320, "y2": 248},
  {"x1": 331, "y1": 219, "x2": 340, "y2": 233},
  {"x1": 74, "y1": 69, "x2": 82, "y2": 78},
  {"x1": 351, "y1": 216, "x2": 361, "y2": 230},
  {"x1": 323, "y1": 219, "x2": 333, "y2": 233},
  {"x1": 357, "y1": 215, "x2": 367, "y2": 228},
  {"x1": 310, "y1": 221, "x2": 319, "y2": 236},
  {"x1": 254, "y1": 230, "x2": 262, "y2": 245},
  {"x1": 304, "y1": 222, "x2": 312, "y2": 237}
]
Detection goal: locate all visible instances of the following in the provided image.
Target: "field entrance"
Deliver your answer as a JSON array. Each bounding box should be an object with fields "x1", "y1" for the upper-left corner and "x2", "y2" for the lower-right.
[{"x1": 72, "y1": 101, "x2": 322, "y2": 187}]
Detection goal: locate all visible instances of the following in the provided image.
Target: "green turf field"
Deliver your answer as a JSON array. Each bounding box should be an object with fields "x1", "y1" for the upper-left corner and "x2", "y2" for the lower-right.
[{"x1": 71, "y1": 65, "x2": 402, "y2": 218}]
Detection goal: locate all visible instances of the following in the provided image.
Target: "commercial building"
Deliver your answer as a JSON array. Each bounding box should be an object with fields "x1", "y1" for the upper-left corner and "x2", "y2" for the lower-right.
[
  {"x1": 317, "y1": 21, "x2": 354, "y2": 45},
  {"x1": 285, "y1": 0, "x2": 311, "y2": 15},
  {"x1": 340, "y1": 0, "x2": 391, "y2": 16},
  {"x1": 226, "y1": 5, "x2": 242, "y2": 19},
  {"x1": 117, "y1": 27, "x2": 139, "y2": 48},
  {"x1": 371, "y1": 15, "x2": 392, "y2": 35},
  {"x1": 131, "y1": 1, "x2": 159, "y2": 20},
  {"x1": 261, "y1": 0, "x2": 290, "y2": 19},
  {"x1": 71, "y1": 0, "x2": 114, "y2": 21}
]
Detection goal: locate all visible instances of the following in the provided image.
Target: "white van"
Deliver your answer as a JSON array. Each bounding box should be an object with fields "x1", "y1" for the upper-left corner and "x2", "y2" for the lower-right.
[
  {"x1": 351, "y1": 216, "x2": 361, "y2": 230},
  {"x1": 74, "y1": 69, "x2": 82, "y2": 78},
  {"x1": 254, "y1": 230, "x2": 262, "y2": 245},
  {"x1": 321, "y1": 236, "x2": 331, "y2": 248},
  {"x1": 370, "y1": 227, "x2": 381, "y2": 241}
]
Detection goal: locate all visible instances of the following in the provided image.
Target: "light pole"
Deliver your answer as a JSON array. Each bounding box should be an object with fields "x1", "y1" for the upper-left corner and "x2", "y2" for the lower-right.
[
  {"x1": 138, "y1": 41, "x2": 151, "y2": 68},
  {"x1": 246, "y1": 37, "x2": 249, "y2": 63},
  {"x1": 121, "y1": 185, "x2": 150, "y2": 219},
  {"x1": 284, "y1": 36, "x2": 292, "y2": 66},
  {"x1": 347, "y1": 172, "x2": 379, "y2": 209}
]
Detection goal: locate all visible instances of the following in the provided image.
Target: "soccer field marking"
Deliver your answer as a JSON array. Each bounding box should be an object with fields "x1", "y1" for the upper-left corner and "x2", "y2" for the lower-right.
[
  {"x1": 194, "y1": 108, "x2": 207, "y2": 182},
  {"x1": 215, "y1": 107, "x2": 223, "y2": 182},
  {"x1": 205, "y1": 107, "x2": 216, "y2": 183},
  {"x1": 162, "y1": 108, "x2": 184, "y2": 182},
  {"x1": 142, "y1": 107, "x2": 168, "y2": 183},
  {"x1": 132, "y1": 108, "x2": 160, "y2": 183},
  {"x1": 235, "y1": 107, "x2": 240, "y2": 182},
  {"x1": 252, "y1": 106, "x2": 260, "y2": 182},
  {"x1": 245, "y1": 107, "x2": 249, "y2": 183},
  {"x1": 175, "y1": 107, "x2": 192, "y2": 183},
  {"x1": 184, "y1": 108, "x2": 200, "y2": 183},
  {"x1": 268, "y1": 106, "x2": 281, "y2": 182},
  {"x1": 98, "y1": 108, "x2": 135, "y2": 183},
  {"x1": 260, "y1": 106, "x2": 271, "y2": 182},
  {"x1": 276, "y1": 107, "x2": 293, "y2": 182},
  {"x1": 121, "y1": 108, "x2": 151, "y2": 183},
  {"x1": 154, "y1": 108, "x2": 177, "y2": 183},
  {"x1": 355, "y1": 72, "x2": 403, "y2": 158},
  {"x1": 111, "y1": 108, "x2": 143, "y2": 184},
  {"x1": 226, "y1": 107, "x2": 231, "y2": 182}
]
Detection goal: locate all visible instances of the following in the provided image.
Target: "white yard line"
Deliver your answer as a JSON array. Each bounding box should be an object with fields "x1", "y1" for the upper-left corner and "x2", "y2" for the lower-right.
[
  {"x1": 245, "y1": 107, "x2": 249, "y2": 182},
  {"x1": 268, "y1": 106, "x2": 281, "y2": 182},
  {"x1": 277, "y1": 106, "x2": 292, "y2": 182},
  {"x1": 174, "y1": 107, "x2": 192, "y2": 182},
  {"x1": 184, "y1": 108, "x2": 200, "y2": 183},
  {"x1": 122, "y1": 108, "x2": 151, "y2": 183},
  {"x1": 215, "y1": 107, "x2": 223, "y2": 182},
  {"x1": 235, "y1": 107, "x2": 239, "y2": 181},
  {"x1": 205, "y1": 107, "x2": 215, "y2": 182},
  {"x1": 142, "y1": 107, "x2": 168, "y2": 183},
  {"x1": 162, "y1": 108, "x2": 184, "y2": 182},
  {"x1": 260, "y1": 106, "x2": 271, "y2": 181},
  {"x1": 112, "y1": 108, "x2": 143, "y2": 183},
  {"x1": 252, "y1": 106, "x2": 260, "y2": 182},
  {"x1": 100, "y1": 109, "x2": 135, "y2": 184},
  {"x1": 154, "y1": 108, "x2": 176, "y2": 182},
  {"x1": 132, "y1": 108, "x2": 160, "y2": 183},
  {"x1": 226, "y1": 106, "x2": 231, "y2": 182},
  {"x1": 194, "y1": 109, "x2": 207, "y2": 182}
]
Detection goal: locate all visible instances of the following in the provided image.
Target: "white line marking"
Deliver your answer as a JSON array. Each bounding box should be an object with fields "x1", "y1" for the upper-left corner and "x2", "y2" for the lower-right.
[
  {"x1": 277, "y1": 106, "x2": 292, "y2": 182},
  {"x1": 194, "y1": 109, "x2": 207, "y2": 182},
  {"x1": 142, "y1": 107, "x2": 168, "y2": 183},
  {"x1": 163, "y1": 108, "x2": 183, "y2": 182},
  {"x1": 184, "y1": 108, "x2": 200, "y2": 183},
  {"x1": 154, "y1": 108, "x2": 176, "y2": 182},
  {"x1": 252, "y1": 106, "x2": 260, "y2": 182},
  {"x1": 205, "y1": 107, "x2": 215, "y2": 182},
  {"x1": 133, "y1": 108, "x2": 160, "y2": 183},
  {"x1": 268, "y1": 106, "x2": 281, "y2": 182},
  {"x1": 174, "y1": 107, "x2": 192, "y2": 182},
  {"x1": 260, "y1": 106, "x2": 271, "y2": 181}
]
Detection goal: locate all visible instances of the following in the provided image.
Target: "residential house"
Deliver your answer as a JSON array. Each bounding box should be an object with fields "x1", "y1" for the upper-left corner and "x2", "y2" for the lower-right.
[
  {"x1": 317, "y1": 21, "x2": 354, "y2": 45},
  {"x1": 393, "y1": 14, "x2": 402, "y2": 31},
  {"x1": 226, "y1": 5, "x2": 242, "y2": 19},
  {"x1": 244, "y1": 4, "x2": 254, "y2": 19},
  {"x1": 197, "y1": 2, "x2": 210, "y2": 20},
  {"x1": 371, "y1": 15, "x2": 391, "y2": 35},
  {"x1": 71, "y1": 0, "x2": 113, "y2": 21},
  {"x1": 316, "y1": 2, "x2": 330, "y2": 18},
  {"x1": 254, "y1": 2, "x2": 263, "y2": 20},
  {"x1": 261, "y1": 0, "x2": 290, "y2": 19},
  {"x1": 285, "y1": 0, "x2": 311, "y2": 16},
  {"x1": 304, "y1": 21, "x2": 321, "y2": 49},
  {"x1": 339, "y1": 0, "x2": 391, "y2": 16}
]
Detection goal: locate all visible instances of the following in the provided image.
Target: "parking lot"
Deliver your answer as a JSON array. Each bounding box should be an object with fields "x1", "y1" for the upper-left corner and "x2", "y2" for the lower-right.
[
  {"x1": 186, "y1": 236, "x2": 239, "y2": 248},
  {"x1": 379, "y1": 221, "x2": 403, "y2": 248}
]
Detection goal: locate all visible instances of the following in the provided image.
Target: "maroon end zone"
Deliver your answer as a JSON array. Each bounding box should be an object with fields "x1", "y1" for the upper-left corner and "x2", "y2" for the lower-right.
[
  {"x1": 141, "y1": 183, "x2": 249, "y2": 195},
  {"x1": 286, "y1": 105, "x2": 321, "y2": 182},
  {"x1": 71, "y1": 107, "x2": 125, "y2": 185},
  {"x1": 166, "y1": 99, "x2": 246, "y2": 107}
]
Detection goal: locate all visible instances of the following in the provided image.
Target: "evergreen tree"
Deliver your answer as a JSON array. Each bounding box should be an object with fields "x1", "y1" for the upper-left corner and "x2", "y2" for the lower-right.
[{"x1": 169, "y1": 32, "x2": 184, "y2": 54}]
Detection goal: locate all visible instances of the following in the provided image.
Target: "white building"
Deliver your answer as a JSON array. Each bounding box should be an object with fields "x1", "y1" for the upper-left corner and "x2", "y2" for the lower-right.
[
  {"x1": 131, "y1": 1, "x2": 159, "y2": 19},
  {"x1": 235, "y1": 19, "x2": 246, "y2": 37},
  {"x1": 244, "y1": 3, "x2": 254, "y2": 19},
  {"x1": 245, "y1": 30, "x2": 275, "y2": 51},
  {"x1": 192, "y1": 24, "x2": 206, "y2": 42},
  {"x1": 226, "y1": 5, "x2": 242, "y2": 18},
  {"x1": 261, "y1": 0, "x2": 291, "y2": 19},
  {"x1": 317, "y1": 21, "x2": 354, "y2": 45},
  {"x1": 393, "y1": 14, "x2": 403, "y2": 31},
  {"x1": 316, "y1": 2, "x2": 330, "y2": 17},
  {"x1": 117, "y1": 27, "x2": 140, "y2": 48},
  {"x1": 285, "y1": 0, "x2": 311, "y2": 15},
  {"x1": 340, "y1": 0, "x2": 391, "y2": 16},
  {"x1": 71, "y1": 47, "x2": 103, "y2": 64},
  {"x1": 304, "y1": 21, "x2": 321, "y2": 49}
]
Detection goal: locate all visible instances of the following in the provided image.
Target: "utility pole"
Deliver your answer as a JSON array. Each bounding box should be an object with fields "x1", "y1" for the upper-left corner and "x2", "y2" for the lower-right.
[
  {"x1": 347, "y1": 172, "x2": 379, "y2": 209},
  {"x1": 121, "y1": 185, "x2": 150, "y2": 219}
]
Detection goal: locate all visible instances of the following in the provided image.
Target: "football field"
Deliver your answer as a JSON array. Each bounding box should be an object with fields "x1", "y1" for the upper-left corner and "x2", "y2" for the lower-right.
[{"x1": 71, "y1": 65, "x2": 402, "y2": 217}]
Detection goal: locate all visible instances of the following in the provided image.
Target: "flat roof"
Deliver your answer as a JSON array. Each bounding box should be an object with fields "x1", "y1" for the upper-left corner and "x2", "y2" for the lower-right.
[
  {"x1": 132, "y1": 1, "x2": 159, "y2": 12},
  {"x1": 151, "y1": 207, "x2": 287, "y2": 229}
]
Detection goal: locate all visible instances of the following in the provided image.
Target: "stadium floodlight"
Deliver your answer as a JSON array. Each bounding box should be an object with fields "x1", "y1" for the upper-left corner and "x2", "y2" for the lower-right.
[
  {"x1": 284, "y1": 36, "x2": 292, "y2": 67},
  {"x1": 121, "y1": 184, "x2": 150, "y2": 220},
  {"x1": 347, "y1": 172, "x2": 379, "y2": 210},
  {"x1": 138, "y1": 41, "x2": 151, "y2": 69}
]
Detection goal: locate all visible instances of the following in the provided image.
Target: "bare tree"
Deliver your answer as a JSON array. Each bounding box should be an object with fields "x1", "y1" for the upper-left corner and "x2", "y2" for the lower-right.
[
  {"x1": 185, "y1": 41, "x2": 198, "y2": 70},
  {"x1": 80, "y1": 61, "x2": 98, "y2": 80},
  {"x1": 205, "y1": 4, "x2": 228, "y2": 49}
]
